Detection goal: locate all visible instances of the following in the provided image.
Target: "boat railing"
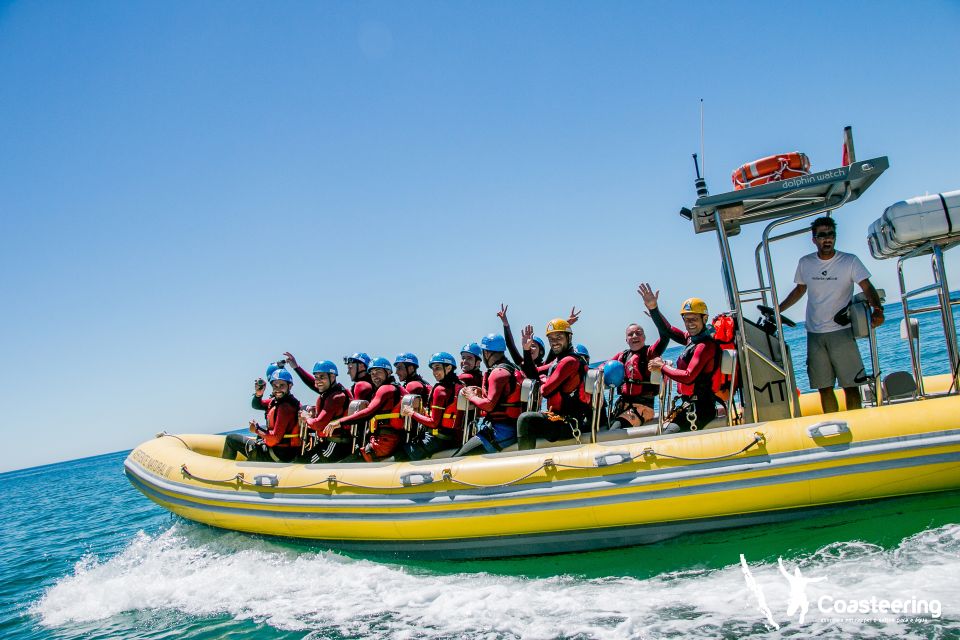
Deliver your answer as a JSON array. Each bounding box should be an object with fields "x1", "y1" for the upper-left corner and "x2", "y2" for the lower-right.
[{"x1": 895, "y1": 241, "x2": 960, "y2": 397}]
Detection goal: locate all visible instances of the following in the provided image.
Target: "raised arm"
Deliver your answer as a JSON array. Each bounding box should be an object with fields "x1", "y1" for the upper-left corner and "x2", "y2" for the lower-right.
[
  {"x1": 283, "y1": 352, "x2": 319, "y2": 392},
  {"x1": 519, "y1": 324, "x2": 540, "y2": 379},
  {"x1": 498, "y1": 304, "x2": 524, "y2": 366}
]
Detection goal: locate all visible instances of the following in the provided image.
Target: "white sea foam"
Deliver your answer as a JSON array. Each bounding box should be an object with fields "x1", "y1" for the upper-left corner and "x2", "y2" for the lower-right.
[{"x1": 32, "y1": 523, "x2": 960, "y2": 639}]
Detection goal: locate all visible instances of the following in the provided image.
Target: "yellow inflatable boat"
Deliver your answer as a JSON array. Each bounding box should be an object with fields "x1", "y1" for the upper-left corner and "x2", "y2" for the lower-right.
[
  {"x1": 125, "y1": 137, "x2": 960, "y2": 558},
  {"x1": 124, "y1": 377, "x2": 960, "y2": 558}
]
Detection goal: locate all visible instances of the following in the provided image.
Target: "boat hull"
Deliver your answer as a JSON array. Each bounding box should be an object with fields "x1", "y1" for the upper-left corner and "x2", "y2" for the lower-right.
[{"x1": 124, "y1": 394, "x2": 960, "y2": 558}]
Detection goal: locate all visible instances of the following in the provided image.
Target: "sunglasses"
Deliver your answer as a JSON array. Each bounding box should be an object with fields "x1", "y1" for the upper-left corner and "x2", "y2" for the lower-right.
[{"x1": 814, "y1": 231, "x2": 836, "y2": 239}]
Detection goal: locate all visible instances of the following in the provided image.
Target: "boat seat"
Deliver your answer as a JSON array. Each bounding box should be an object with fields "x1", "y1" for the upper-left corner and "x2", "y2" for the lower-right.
[{"x1": 883, "y1": 370, "x2": 918, "y2": 401}]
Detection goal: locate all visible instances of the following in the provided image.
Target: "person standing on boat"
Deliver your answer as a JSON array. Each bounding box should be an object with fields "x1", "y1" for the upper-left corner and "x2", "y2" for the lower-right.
[
  {"x1": 335, "y1": 357, "x2": 406, "y2": 462},
  {"x1": 515, "y1": 319, "x2": 591, "y2": 449},
  {"x1": 455, "y1": 334, "x2": 524, "y2": 454},
  {"x1": 394, "y1": 353, "x2": 431, "y2": 404},
  {"x1": 299, "y1": 360, "x2": 352, "y2": 463},
  {"x1": 607, "y1": 284, "x2": 673, "y2": 429},
  {"x1": 777, "y1": 216, "x2": 884, "y2": 413},
  {"x1": 399, "y1": 352, "x2": 465, "y2": 460},
  {"x1": 222, "y1": 369, "x2": 302, "y2": 462},
  {"x1": 458, "y1": 342, "x2": 484, "y2": 388},
  {"x1": 647, "y1": 293, "x2": 720, "y2": 431},
  {"x1": 343, "y1": 352, "x2": 375, "y2": 401}
]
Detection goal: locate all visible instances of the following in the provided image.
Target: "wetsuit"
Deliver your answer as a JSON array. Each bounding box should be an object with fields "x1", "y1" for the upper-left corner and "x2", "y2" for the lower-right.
[
  {"x1": 402, "y1": 374, "x2": 432, "y2": 405},
  {"x1": 401, "y1": 372, "x2": 464, "y2": 461},
  {"x1": 350, "y1": 374, "x2": 375, "y2": 402},
  {"x1": 608, "y1": 337, "x2": 669, "y2": 429},
  {"x1": 651, "y1": 307, "x2": 719, "y2": 430},
  {"x1": 516, "y1": 348, "x2": 590, "y2": 450},
  {"x1": 292, "y1": 366, "x2": 320, "y2": 393},
  {"x1": 458, "y1": 369, "x2": 483, "y2": 388},
  {"x1": 457, "y1": 359, "x2": 523, "y2": 455},
  {"x1": 339, "y1": 378, "x2": 404, "y2": 461},
  {"x1": 303, "y1": 383, "x2": 351, "y2": 463},
  {"x1": 222, "y1": 393, "x2": 301, "y2": 462}
]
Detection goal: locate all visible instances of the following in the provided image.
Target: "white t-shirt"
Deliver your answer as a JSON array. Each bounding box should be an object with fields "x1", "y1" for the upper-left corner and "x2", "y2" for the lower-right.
[{"x1": 794, "y1": 250, "x2": 871, "y2": 333}]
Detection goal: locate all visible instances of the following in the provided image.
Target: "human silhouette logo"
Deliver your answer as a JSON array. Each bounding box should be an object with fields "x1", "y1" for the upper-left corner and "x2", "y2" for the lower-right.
[
  {"x1": 778, "y1": 557, "x2": 827, "y2": 624},
  {"x1": 740, "y1": 554, "x2": 827, "y2": 629}
]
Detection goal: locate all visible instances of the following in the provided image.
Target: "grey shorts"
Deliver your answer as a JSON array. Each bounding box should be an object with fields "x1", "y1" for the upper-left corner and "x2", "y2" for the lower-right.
[{"x1": 806, "y1": 328, "x2": 865, "y2": 389}]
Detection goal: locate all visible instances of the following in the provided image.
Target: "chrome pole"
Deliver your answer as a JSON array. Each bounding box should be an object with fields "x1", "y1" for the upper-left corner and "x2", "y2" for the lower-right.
[
  {"x1": 714, "y1": 209, "x2": 760, "y2": 423},
  {"x1": 932, "y1": 245, "x2": 960, "y2": 393}
]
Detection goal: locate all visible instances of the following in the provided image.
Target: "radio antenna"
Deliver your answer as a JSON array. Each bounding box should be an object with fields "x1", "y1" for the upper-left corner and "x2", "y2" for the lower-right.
[
  {"x1": 692, "y1": 99, "x2": 709, "y2": 198},
  {"x1": 700, "y1": 98, "x2": 705, "y2": 180}
]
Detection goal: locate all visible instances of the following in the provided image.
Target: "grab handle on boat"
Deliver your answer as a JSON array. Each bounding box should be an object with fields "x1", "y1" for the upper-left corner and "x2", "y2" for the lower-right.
[
  {"x1": 400, "y1": 471, "x2": 434, "y2": 487},
  {"x1": 807, "y1": 421, "x2": 850, "y2": 438},
  {"x1": 595, "y1": 451, "x2": 632, "y2": 467},
  {"x1": 253, "y1": 474, "x2": 279, "y2": 487}
]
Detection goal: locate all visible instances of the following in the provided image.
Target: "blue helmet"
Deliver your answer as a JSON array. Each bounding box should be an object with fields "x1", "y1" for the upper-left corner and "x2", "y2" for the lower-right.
[
  {"x1": 266, "y1": 363, "x2": 281, "y2": 379},
  {"x1": 533, "y1": 336, "x2": 546, "y2": 352},
  {"x1": 602, "y1": 360, "x2": 625, "y2": 388},
  {"x1": 393, "y1": 352, "x2": 419, "y2": 367},
  {"x1": 312, "y1": 360, "x2": 339, "y2": 375},
  {"x1": 574, "y1": 343, "x2": 590, "y2": 359},
  {"x1": 480, "y1": 333, "x2": 506, "y2": 353},
  {"x1": 369, "y1": 357, "x2": 393, "y2": 372},
  {"x1": 270, "y1": 369, "x2": 294, "y2": 384},
  {"x1": 343, "y1": 352, "x2": 371, "y2": 367},
  {"x1": 460, "y1": 342, "x2": 482, "y2": 358},
  {"x1": 429, "y1": 351, "x2": 458, "y2": 367}
]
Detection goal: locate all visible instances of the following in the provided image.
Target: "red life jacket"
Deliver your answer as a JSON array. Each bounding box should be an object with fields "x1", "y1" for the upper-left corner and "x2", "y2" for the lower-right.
[
  {"x1": 617, "y1": 347, "x2": 659, "y2": 401},
  {"x1": 710, "y1": 313, "x2": 738, "y2": 403},
  {"x1": 482, "y1": 362, "x2": 524, "y2": 420},
  {"x1": 267, "y1": 393, "x2": 302, "y2": 448},
  {"x1": 371, "y1": 383, "x2": 405, "y2": 432},
  {"x1": 430, "y1": 376, "x2": 465, "y2": 435},
  {"x1": 545, "y1": 353, "x2": 591, "y2": 416}
]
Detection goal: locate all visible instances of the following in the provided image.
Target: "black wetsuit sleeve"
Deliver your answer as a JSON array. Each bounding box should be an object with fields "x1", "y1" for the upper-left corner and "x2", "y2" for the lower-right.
[
  {"x1": 651, "y1": 306, "x2": 686, "y2": 346},
  {"x1": 521, "y1": 348, "x2": 539, "y2": 379},
  {"x1": 251, "y1": 395, "x2": 268, "y2": 411},
  {"x1": 503, "y1": 323, "x2": 523, "y2": 366}
]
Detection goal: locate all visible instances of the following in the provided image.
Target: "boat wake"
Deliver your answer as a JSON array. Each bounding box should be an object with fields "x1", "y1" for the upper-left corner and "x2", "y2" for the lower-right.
[{"x1": 32, "y1": 522, "x2": 960, "y2": 639}]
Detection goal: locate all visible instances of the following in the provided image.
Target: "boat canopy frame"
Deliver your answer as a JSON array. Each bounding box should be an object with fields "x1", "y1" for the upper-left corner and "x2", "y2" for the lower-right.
[
  {"x1": 682, "y1": 144, "x2": 889, "y2": 423},
  {"x1": 894, "y1": 239, "x2": 960, "y2": 397}
]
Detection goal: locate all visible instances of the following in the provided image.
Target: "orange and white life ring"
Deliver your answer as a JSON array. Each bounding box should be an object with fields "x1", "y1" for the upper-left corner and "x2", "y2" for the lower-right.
[{"x1": 731, "y1": 152, "x2": 810, "y2": 190}]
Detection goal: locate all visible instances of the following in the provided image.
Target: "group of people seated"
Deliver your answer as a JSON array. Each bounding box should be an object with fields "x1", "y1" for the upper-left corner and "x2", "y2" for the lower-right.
[{"x1": 221, "y1": 283, "x2": 731, "y2": 464}]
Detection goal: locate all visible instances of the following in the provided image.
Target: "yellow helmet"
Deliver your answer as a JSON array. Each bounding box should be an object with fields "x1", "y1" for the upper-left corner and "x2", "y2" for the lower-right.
[
  {"x1": 545, "y1": 318, "x2": 573, "y2": 335},
  {"x1": 680, "y1": 297, "x2": 708, "y2": 316}
]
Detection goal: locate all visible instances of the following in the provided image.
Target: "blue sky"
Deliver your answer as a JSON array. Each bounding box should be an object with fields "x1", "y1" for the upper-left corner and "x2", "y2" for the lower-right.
[{"x1": 2, "y1": 1, "x2": 959, "y2": 472}]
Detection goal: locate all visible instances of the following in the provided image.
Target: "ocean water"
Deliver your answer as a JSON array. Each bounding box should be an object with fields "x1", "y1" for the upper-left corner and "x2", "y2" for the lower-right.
[{"x1": 5, "y1": 299, "x2": 960, "y2": 640}]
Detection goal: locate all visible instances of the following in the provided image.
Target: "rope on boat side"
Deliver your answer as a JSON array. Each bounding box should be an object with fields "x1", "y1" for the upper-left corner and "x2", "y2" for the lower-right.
[
  {"x1": 439, "y1": 461, "x2": 554, "y2": 489},
  {"x1": 156, "y1": 431, "x2": 193, "y2": 450},
  {"x1": 177, "y1": 433, "x2": 766, "y2": 491},
  {"x1": 635, "y1": 432, "x2": 766, "y2": 463},
  {"x1": 180, "y1": 465, "x2": 245, "y2": 485}
]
